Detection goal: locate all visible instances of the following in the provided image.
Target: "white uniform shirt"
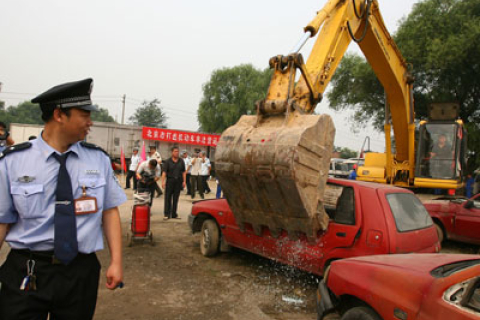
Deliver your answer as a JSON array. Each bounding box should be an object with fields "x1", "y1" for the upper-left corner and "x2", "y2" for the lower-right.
[
  {"x1": 147, "y1": 151, "x2": 162, "y2": 163},
  {"x1": 137, "y1": 161, "x2": 161, "y2": 177},
  {"x1": 190, "y1": 157, "x2": 202, "y2": 176},
  {"x1": 200, "y1": 157, "x2": 211, "y2": 176},
  {"x1": 183, "y1": 157, "x2": 192, "y2": 174},
  {"x1": 129, "y1": 154, "x2": 141, "y2": 171}
]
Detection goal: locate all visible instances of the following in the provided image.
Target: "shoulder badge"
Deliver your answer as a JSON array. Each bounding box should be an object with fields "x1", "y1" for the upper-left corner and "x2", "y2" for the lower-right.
[
  {"x1": 80, "y1": 141, "x2": 109, "y2": 157},
  {"x1": 0, "y1": 142, "x2": 32, "y2": 160}
]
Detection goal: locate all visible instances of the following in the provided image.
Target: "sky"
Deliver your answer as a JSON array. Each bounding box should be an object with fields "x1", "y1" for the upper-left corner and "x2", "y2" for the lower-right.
[{"x1": 0, "y1": 0, "x2": 420, "y2": 152}]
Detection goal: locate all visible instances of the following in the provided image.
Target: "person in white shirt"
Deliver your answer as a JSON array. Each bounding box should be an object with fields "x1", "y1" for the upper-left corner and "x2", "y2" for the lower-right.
[
  {"x1": 188, "y1": 152, "x2": 204, "y2": 199},
  {"x1": 182, "y1": 150, "x2": 192, "y2": 195},
  {"x1": 146, "y1": 146, "x2": 163, "y2": 197},
  {"x1": 126, "y1": 148, "x2": 140, "y2": 190},
  {"x1": 199, "y1": 151, "x2": 212, "y2": 193},
  {"x1": 136, "y1": 159, "x2": 160, "y2": 206}
]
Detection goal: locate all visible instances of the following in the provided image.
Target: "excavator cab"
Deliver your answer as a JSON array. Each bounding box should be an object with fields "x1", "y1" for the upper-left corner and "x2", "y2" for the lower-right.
[{"x1": 414, "y1": 103, "x2": 467, "y2": 189}]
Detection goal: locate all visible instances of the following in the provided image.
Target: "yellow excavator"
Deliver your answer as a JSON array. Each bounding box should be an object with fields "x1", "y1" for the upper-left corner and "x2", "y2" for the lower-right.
[{"x1": 215, "y1": 0, "x2": 467, "y2": 239}]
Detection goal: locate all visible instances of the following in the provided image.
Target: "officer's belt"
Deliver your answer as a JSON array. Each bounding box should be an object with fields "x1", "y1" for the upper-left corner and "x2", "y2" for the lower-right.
[{"x1": 11, "y1": 249, "x2": 93, "y2": 265}]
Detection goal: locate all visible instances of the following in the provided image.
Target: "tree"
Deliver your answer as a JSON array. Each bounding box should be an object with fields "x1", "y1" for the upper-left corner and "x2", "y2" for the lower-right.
[
  {"x1": 129, "y1": 99, "x2": 168, "y2": 128},
  {"x1": 2, "y1": 101, "x2": 43, "y2": 127},
  {"x1": 335, "y1": 146, "x2": 358, "y2": 159},
  {"x1": 0, "y1": 101, "x2": 115, "y2": 128},
  {"x1": 198, "y1": 64, "x2": 272, "y2": 133},
  {"x1": 327, "y1": 0, "x2": 480, "y2": 167},
  {"x1": 90, "y1": 106, "x2": 115, "y2": 123}
]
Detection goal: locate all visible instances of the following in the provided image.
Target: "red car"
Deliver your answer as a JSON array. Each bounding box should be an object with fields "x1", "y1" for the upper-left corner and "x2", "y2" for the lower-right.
[
  {"x1": 317, "y1": 254, "x2": 480, "y2": 320},
  {"x1": 423, "y1": 194, "x2": 480, "y2": 245},
  {"x1": 189, "y1": 178, "x2": 440, "y2": 276}
]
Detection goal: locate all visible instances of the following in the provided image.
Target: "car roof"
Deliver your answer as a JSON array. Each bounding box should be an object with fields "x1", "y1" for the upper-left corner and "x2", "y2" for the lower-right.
[
  {"x1": 337, "y1": 254, "x2": 480, "y2": 274},
  {"x1": 327, "y1": 177, "x2": 412, "y2": 193}
]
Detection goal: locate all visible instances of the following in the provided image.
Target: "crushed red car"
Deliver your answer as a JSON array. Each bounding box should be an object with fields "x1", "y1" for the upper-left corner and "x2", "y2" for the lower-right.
[
  {"x1": 423, "y1": 194, "x2": 480, "y2": 245},
  {"x1": 189, "y1": 178, "x2": 440, "y2": 276},
  {"x1": 317, "y1": 254, "x2": 480, "y2": 320}
]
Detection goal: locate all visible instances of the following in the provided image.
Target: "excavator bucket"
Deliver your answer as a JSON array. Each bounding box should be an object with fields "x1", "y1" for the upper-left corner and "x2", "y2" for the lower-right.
[{"x1": 215, "y1": 113, "x2": 335, "y2": 240}]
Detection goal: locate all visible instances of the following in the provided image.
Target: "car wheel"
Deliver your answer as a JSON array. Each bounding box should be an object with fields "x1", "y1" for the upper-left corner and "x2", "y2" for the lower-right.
[
  {"x1": 341, "y1": 307, "x2": 382, "y2": 320},
  {"x1": 435, "y1": 222, "x2": 444, "y2": 243},
  {"x1": 200, "y1": 219, "x2": 220, "y2": 257}
]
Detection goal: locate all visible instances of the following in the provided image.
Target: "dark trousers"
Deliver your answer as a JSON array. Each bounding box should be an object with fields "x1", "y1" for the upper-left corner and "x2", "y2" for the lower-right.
[
  {"x1": 154, "y1": 181, "x2": 163, "y2": 196},
  {"x1": 126, "y1": 170, "x2": 137, "y2": 189},
  {"x1": 190, "y1": 175, "x2": 203, "y2": 198},
  {"x1": 185, "y1": 173, "x2": 192, "y2": 195},
  {"x1": 138, "y1": 181, "x2": 155, "y2": 206},
  {"x1": 202, "y1": 175, "x2": 211, "y2": 193},
  {"x1": 164, "y1": 178, "x2": 182, "y2": 218},
  {"x1": 0, "y1": 250, "x2": 100, "y2": 320}
]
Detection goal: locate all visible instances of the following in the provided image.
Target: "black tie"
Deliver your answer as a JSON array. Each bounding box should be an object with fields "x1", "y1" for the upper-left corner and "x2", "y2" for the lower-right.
[{"x1": 52, "y1": 152, "x2": 78, "y2": 265}]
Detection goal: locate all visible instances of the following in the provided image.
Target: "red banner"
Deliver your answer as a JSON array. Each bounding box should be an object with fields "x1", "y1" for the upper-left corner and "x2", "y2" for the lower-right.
[{"x1": 142, "y1": 127, "x2": 220, "y2": 147}]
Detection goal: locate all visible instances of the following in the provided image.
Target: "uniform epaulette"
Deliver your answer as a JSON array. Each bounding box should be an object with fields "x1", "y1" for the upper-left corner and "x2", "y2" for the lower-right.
[
  {"x1": 80, "y1": 141, "x2": 109, "y2": 157},
  {"x1": 0, "y1": 142, "x2": 32, "y2": 160}
]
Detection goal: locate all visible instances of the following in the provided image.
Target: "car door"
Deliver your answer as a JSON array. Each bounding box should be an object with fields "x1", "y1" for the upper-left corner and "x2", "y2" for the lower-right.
[{"x1": 453, "y1": 194, "x2": 480, "y2": 244}]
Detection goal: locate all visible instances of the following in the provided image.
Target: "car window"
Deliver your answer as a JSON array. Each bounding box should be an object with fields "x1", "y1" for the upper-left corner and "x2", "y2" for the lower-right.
[
  {"x1": 324, "y1": 184, "x2": 355, "y2": 225},
  {"x1": 473, "y1": 200, "x2": 480, "y2": 210},
  {"x1": 467, "y1": 283, "x2": 480, "y2": 312},
  {"x1": 386, "y1": 193, "x2": 433, "y2": 232},
  {"x1": 444, "y1": 277, "x2": 480, "y2": 313}
]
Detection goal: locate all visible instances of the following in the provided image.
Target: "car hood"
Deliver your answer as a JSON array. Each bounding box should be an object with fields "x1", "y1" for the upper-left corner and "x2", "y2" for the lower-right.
[{"x1": 339, "y1": 254, "x2": 480, "y2": 274}]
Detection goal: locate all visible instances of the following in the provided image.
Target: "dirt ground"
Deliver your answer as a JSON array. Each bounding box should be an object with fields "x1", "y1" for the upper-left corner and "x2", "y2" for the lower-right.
[{"x1": 1, "y1": 181, "x2": 479, "y2": 320}]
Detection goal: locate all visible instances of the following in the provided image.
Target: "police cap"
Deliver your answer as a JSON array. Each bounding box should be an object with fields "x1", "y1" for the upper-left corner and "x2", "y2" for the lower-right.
[{"x1": 31, "y1": 78, "x2": 98, "y2": 111}]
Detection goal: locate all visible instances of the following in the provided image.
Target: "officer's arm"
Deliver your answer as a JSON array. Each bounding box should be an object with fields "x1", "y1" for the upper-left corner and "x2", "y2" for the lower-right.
[
  {"x1": 102, "y1": 207, "x2": 123, "y2": 290},
  {"x1": 0, "y1": 223, "x2": 8, "y2": 249}
]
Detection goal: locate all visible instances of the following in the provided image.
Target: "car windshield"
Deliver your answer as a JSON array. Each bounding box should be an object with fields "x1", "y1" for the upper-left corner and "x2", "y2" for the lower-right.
[
  {"x1": 386, "y1": 193, "x2": 433, "y2": 232},
  {"x1": 432, "y1": 260, "x2": 480, "y2": 278}
]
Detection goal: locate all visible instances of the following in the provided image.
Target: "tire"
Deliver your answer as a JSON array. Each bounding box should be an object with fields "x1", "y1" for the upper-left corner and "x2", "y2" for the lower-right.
[
  {"x1": 435, "y1": 222, "x2": 444, "y2": 244},
  {"x1": 341, "y1": 307, "x2": 382, "y2": 320},
  {"x1": 200, "y1": 219, "x2": 220, "y2": 257}
]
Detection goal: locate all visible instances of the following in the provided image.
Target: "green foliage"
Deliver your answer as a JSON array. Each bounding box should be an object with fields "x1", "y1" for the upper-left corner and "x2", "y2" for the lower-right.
[
  {"x1": 327, "y1": 0, "x2": 480, "y2": 129},
  {"x1": 198, "y1": 64, "x2": 272, "y2": 133},
  {"x1": 327, "y1": 0, "x2": 480, "y2": 168},
  {"x1": 90, "y1": 106, "x2": 115, "y2": 122},
  {"x1": 0, "y1": 101, "x2": 115, "y2": 128},
  {"x1": 395, "y1": 0, "x2": 480, "y2": 123},
  {"x1": 129, "y1": 98, "x2": 168, "y2": 128},
  {"x1": 335, "y1": 146, "x2": 358, "y2": 159},
  {"x1": 327, "y1": 54, "x2": 385, "y2": 130},
  {"x1": 0, "y1": 101, "x2": 43, "y2": 128},
  {"x1": 465, "y1": 122, "x2": 480, "y2": 171}
]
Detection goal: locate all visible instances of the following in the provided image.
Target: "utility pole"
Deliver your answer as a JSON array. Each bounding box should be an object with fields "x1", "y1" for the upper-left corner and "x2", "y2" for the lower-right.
[{"x1": 121, "y1": 94, "x2": 126, "y2": 125}]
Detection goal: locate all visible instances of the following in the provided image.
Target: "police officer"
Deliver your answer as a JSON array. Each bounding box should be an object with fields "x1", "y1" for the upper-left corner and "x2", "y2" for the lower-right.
[{"x1": 0, "y1": 78, "x2": 127, "y2": 320}]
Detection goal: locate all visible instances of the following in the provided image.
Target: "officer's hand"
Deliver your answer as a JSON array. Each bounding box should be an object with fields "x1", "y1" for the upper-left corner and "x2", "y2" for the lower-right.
[
  {"x1": 162, "y1": 181, "x2": 166, "y2": 189},
  {"x1": 106, "y1": 262, "x2": 123, "y2": 290},
  {"x1": 182, "y1": 181, "x2": 186, "y2": 188}
]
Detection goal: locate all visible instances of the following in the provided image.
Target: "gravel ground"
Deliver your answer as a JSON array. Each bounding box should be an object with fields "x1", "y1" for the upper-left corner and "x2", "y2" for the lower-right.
[{"x1": 1, "y1": 180, "x2": 478, "y2": 320}]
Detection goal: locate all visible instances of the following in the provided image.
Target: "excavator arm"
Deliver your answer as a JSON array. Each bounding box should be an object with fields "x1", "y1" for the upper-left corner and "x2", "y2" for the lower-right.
[
  {"x1": 215, "y1": 0, "x2": 415, "y2": 239},
  {"x1": 260, "y1": 0, "x2": 415, "y2": 183}
]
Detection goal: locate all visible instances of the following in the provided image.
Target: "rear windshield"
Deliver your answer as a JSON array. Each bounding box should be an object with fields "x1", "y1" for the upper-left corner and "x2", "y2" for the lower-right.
[{"x1": 386, "y1": 193, "x2": 433, "y2": 232}]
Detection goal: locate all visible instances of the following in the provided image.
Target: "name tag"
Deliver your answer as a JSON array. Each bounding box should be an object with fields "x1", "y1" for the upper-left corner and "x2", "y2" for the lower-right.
[{"x1": 74, "y1": 185, "x2": 98, "y2": 215}]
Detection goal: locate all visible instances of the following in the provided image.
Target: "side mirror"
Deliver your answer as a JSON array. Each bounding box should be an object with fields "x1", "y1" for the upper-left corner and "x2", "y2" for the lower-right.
[{"x1": 464, "y1": 200, "x2": 474, "y2": 209}]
